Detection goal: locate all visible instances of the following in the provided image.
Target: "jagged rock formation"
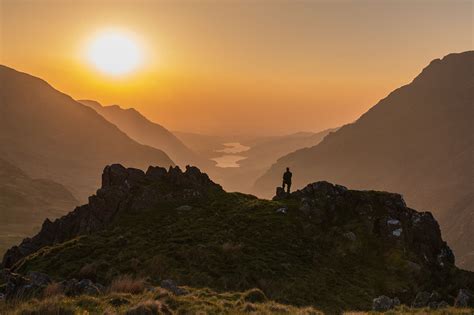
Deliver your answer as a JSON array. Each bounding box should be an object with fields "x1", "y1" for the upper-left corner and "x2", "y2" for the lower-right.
[
  {"x1": 2, "y1": 165, "x2": 220, "y2": 268},
  {"x1": 254, "y1": 51, "x2": 474, "y2": 270},
  {"x1": 2, "y1": 165, "x2": 472, "y2": 312},
  {"x1": 275, "y1": 181, "x2": 455, "y2": 271}
]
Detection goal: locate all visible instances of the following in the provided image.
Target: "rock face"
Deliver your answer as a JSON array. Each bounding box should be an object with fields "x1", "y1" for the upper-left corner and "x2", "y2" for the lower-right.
[
  {"x1": 276, "y1": 181, "x2": 454, "y2": 271},
  {"x1": 455, "y1": 289, "x2": 474, "y2": 307},
  {"x1": 0, "y1": 269, "x2": 104, "y2": 300},
  {"x1": 372, "y1": 295, "x2": 399, "y2": 311},
  {"x1": 2, "y1": 164, "x2": 222, "y2": 268}
]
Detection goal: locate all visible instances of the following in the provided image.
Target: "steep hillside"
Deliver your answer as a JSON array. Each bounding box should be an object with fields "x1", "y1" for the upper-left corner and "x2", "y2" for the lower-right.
[
  {"x1": 79, "y1": 100, "x2": 203, "y2": 168},
  {"x1": 0, "y1": 65, "x2": 174, "y2": 201},
  {"x1": 3, "y1": 165, "x2": 473, "y2": 313},
  {"x1": 254, "y1": 51, "x2": 474, "y2": 270},
  {"x1": 0, "y1": 158, "x2": 78, "y2": 256}
]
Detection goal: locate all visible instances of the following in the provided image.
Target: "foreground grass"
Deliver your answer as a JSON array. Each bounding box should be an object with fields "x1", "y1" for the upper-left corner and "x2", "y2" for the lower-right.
[
  {"x1": 0, "y1": 286, "x2": 322, "y2": 315},
  {"x1": 1, "y1": 288, "x2": 472, "y2": 315}
]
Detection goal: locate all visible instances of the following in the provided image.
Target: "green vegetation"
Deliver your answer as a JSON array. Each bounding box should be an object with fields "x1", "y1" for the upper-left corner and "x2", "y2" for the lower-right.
[
  {"x1": 12, "y1": 185, "x2": 461, "y2": 313},
  {"x1": 1, "y1": 287, "x2": 472, "y2": 315},
  {"x1": 0, "y1": 286, "x2": 323, "y2": 314}
]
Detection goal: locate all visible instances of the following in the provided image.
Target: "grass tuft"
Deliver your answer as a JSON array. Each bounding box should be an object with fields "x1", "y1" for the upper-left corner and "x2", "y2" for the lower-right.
[{"x1": 108, "y1": 275, "x2": 145, "y2": 294}]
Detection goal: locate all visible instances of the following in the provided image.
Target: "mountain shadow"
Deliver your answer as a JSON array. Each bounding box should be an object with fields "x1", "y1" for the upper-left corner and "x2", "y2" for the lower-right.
[{"x1": 0, "y1": 158, "x2": 77, "y2": 256}]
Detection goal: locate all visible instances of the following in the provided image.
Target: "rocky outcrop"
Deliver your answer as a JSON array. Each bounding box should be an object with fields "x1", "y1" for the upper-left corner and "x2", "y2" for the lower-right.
[
  {"x1": 372, "y1": 295, "x2": 400, "y2": 311},
  {"x1": 455, "y1": 289, "x2": 474, "y2": 307},
  {"x1": 0, "y1": 269, "x2": 104, "y2": 300},
  {"x1": 2, "y1": 164, "x2": 222, "y2": 268},
  {"x1": 273, "y1": 181, "x2": 455, "y2": 271}
]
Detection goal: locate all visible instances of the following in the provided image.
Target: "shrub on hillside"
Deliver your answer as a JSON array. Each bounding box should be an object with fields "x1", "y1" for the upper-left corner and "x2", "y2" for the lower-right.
[
  {"x1": 43, "y1": 282, "x2": 64, "y2": 298},
  {"x1": 109, "y1": 275, "x2": 145, "y2": 294},
  {"x1": 243, "y1": 288, "x2": 267, "y2": 303}
]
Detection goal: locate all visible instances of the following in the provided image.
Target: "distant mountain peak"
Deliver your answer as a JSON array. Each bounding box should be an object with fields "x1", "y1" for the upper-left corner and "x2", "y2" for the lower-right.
[{"x1": 78, "y1": 99, "x2": 205, "y2": 168}]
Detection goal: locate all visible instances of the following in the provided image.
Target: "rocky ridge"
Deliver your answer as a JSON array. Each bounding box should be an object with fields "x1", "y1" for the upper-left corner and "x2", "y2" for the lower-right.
[
  {"x1": 2, "y1": 164, "x2": 221, "y2": 268},
  {"x1": 1, "y1": 165, "x2": 473, "y2": 312}
]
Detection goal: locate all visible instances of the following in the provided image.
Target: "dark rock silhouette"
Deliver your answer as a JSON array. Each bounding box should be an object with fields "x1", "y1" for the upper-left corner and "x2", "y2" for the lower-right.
[
  {"x1": 2, "y1": 164, "x2": 221, "y2": 268},
  {"x1": 1, "y1": 164, "x2": 472, "y2": 312},
  {"x1": 273, "y1": 181, "x2": 454, "y2": 271}
]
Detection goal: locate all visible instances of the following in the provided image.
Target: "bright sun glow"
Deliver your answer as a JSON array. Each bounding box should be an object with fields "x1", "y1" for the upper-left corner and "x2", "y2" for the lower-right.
[{"x1": 87, "y1": 30, "x2": 142, "y2": 76}]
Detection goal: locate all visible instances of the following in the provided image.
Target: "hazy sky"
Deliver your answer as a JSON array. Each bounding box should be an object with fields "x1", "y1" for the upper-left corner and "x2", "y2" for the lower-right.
[{"x1": 1, "y1": 0, "x2": 472, "y2": 135}]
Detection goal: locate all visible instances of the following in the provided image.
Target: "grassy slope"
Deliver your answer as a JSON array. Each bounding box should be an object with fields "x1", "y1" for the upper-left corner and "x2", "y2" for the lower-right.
[
  {"x1": 0, "y1": 287, "x2": 322, "y2": 315},
  {"x1": 0, "y1": 289, "x2": 472, "y2": 315},
  {"x1": 13, "y1": 183, "x2": 465, "y2": 313}
]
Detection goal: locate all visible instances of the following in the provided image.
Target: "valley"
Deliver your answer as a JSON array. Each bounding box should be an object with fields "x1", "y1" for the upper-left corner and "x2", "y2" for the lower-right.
[{"x1": 0, "y1": 10, "x2": 472, "y2": 311}]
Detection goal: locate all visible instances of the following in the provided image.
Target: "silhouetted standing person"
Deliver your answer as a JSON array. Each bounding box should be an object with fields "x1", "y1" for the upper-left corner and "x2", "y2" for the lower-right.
[{"x1": 282, "y1": 167, "x2": 292, "y2": 193}]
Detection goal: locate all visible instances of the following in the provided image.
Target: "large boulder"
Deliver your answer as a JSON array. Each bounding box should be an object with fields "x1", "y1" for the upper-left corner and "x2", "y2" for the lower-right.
[
  {"x1": 412, "y1": 291, "x2": 431, "y2": 308},
  {"x1": 372, "y1": 295, "x2": 397, "y2": 311},
  {"x1": 160, "y1": 279, "x2": 187, "y2": 296},
  {"x1": 454, "y1": 289, "x2": 473, "y2": 307}
]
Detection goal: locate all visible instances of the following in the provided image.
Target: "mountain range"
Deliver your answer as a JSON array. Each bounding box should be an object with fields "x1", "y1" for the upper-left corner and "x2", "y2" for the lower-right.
[
  {"x1": 0, "y1": 65, "x2": 174, "y2": 202},
  {"x1": 254, "y1": 51, "x2": 474, "y2": 270},
  {"x1": 79, "y1": 100, "x2": 204, "y2": 168}
]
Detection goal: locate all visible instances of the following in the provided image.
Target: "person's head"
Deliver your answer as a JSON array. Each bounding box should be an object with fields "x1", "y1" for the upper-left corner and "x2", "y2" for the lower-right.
[{"x1": 286, "y1": 167, "x2": 290, "y2": 171}]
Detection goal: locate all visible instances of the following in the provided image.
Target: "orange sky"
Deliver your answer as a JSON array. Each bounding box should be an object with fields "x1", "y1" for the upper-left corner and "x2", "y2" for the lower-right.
[{"x1": 1, "y1": 0, "x2": 472, "y2": 135}]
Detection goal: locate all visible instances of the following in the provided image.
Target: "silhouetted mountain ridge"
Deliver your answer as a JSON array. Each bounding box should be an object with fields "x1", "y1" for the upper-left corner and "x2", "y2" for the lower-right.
[
  {"x1": 0, "y1": 65, "x2": 174, "y2": 201},
  {"x1": 79, "y1": 100, "x2": 202, "y2": 168},
  {"x1": 254, "y1": 51, "x2": 474, "y2": 270}
]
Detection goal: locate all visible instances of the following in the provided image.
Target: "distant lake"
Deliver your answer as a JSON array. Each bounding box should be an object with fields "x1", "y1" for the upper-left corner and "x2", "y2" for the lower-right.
[
  {"x1": 216, "y1": 142, "x2": 250, "y2": 154},
  {"x1": 212, "y1": 142, "x2": 250, "y2": 168}
]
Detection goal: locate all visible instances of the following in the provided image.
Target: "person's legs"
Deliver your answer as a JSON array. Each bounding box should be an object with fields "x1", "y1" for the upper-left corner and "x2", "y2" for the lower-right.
[{"x1": 287, "y1": 182, "x2": 291, "y2": 193}]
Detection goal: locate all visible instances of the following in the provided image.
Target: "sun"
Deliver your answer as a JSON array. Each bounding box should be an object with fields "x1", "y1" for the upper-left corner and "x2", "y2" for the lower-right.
[{"x1": 87, "y1": 30, "x2": 142, "y2": 76}]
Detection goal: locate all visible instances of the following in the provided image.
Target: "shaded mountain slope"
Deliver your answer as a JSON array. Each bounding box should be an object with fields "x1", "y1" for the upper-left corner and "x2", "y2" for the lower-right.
[
  {"x1": 0, "y1": 65, "x2": 174, "y2": 201},
  {"x1": 254, "y1": 51, "x2": 474, "y2": 270},
  {"x1": 0, "y1": 158, "x2": 78, "y2": 256},
  {"x1": 3, "y1": 165, "x2": 473, "y2": 313},
  {"x1": 79, "y1": 100, "x2": 204, "y2": 168}
]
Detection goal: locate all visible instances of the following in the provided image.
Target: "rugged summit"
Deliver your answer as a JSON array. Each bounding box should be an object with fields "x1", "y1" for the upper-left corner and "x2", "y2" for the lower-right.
[
  {"x1": 2, "y1": 165, "x2": 472, "y2": 312},
  {"x1": 254, "y1": 51, "x2": 474, "y2": 270},
  {"x1": 2, "y1": 164, "x2": 220, "y2": 268},
  {"x1": 274, "y1": 182, "x2": 454, "y2": 271}
]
